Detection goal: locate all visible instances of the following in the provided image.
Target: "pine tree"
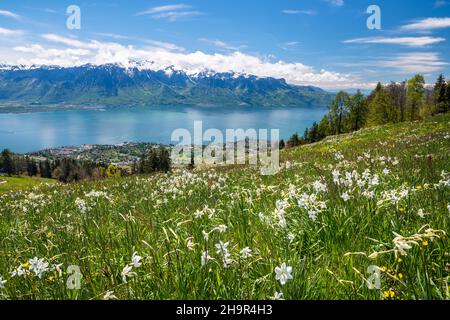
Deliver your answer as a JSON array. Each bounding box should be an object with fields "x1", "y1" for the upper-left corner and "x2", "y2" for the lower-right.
[
  {"x1": 27, "y1": 158, "x2": 38, "y2": 177},
  {"x1": 1, "y1": 149, "x2": 15, "y2": 176},
  {"x1": 446, "y1": 81, "x2": 450, "y2": 113},
  {"x1": 39, "y1": 160, "x2": 52, "y2": 178},
  {"x1": 434, "y1": 74, "x2": 447, "y2": 114}
]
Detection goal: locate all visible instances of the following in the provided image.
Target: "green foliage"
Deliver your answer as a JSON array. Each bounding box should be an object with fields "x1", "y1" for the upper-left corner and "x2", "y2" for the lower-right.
[
  {"x1": 1, "y1": 149, "x2": 15, "y2": 176},
  {"x1": 406, "y1": 74, "x2": 425, "y2": 121},
  {"x1": 139, "y1": 147, "x2": 171, "y2": 174}
]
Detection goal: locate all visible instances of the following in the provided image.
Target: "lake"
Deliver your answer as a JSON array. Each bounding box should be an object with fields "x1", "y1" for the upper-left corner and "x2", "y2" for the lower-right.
[{"x1": 0, "y1": 106, "x2": 328, "y2": 153}]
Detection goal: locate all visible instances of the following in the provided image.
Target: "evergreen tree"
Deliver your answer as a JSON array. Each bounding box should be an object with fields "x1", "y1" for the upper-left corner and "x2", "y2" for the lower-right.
[
  {"x1": 434, "y1": 74, "x2": 447, "y2": 114},
  {"x1": 1, "y1": 149, "x2": 15, "y2": 176},
  {"x1": 39, "y1": 160, "x2": 52, "y2": 179},
  {"x1": 446, "y1": 81, "x2": 450, "y2": 112},
  {"x1": 287, "y1": 133, "x2": 300, "y2": 148},
  {"x1": 26, "y1": 158, "x2": 38, "y2": 177}
]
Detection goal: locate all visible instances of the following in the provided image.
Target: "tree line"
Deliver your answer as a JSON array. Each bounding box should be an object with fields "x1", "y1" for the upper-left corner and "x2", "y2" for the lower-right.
[
  {"x1": 283, "y1": 74, "x2": 450, "y2": 148},
  {"x1": 0, "y1": 147, "x2": 172, "y2": 183}
]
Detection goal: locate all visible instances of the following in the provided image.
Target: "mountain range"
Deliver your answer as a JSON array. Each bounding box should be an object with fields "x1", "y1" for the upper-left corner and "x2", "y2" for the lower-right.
[{"x1": 0, "y1": 62, "x2": 334, "y2": 109}]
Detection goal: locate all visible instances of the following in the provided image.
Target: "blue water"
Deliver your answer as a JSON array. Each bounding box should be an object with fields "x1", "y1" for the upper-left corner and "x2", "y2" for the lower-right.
[{"x1": 0, "y1": 106, "x2": 327, "y2": 153}]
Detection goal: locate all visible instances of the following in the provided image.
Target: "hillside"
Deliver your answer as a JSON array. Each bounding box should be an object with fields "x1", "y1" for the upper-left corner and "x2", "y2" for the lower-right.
[
  {"x1": 0, "y1": 113, "x2": 449, "y2": 300},
  {"x1": 0, "y1": 64, "x2": 334, "y2": 110}
]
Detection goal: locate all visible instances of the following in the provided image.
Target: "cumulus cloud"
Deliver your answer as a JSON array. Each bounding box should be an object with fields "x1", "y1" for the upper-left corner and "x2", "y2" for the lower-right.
[
  {"x1": 344, "y1": 36, "x2": 446, "y2": 47},
  {"x1": 4, "y1": 34, "x2": 368, "y2": 89}
]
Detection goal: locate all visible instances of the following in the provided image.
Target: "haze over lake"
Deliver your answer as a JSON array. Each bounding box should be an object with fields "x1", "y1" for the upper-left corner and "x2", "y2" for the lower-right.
[{"x1": 0, "y1": 106, "x2": 327, "y2": 153}]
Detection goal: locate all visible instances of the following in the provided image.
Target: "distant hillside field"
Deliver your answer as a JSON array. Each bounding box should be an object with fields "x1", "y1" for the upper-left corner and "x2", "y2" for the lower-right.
[{"x1": 0, "y1": 113, "x2": 449, "y2": 300}]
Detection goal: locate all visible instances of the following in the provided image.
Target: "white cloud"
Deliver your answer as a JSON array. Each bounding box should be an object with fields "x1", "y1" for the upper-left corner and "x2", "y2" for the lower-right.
[
  {"x1": 279, "y1": 41, "x2": 300, "y2": 51},
  {"x1": 137, "y1": 4, "x2": 201, "y2": 21},
  {"x1": 0, "y1": 10, "x2": 21, "y2": 20},
  {"x1": 379, "y1": 52, "x2": 448, "y2": 73},
  {"x1": 342, "y1": 52, "x2": 448, "y2": 74},
  {"x1": 344, "y1": 36, "x2": 446, "y2": 47},
  {"x1": 199, "y1": 38, "x2": 246, "y2": 51},
  {"x1": 0, "y1": 27, "x2": 23, "y2": 37},
  {"x1": 434, "y1": 1, "x2": 449, "y2": 8},
  {"x1": 93, "y1": 32, "x2": 130, "y2": 40},
  {"x1": 282, "y1": 10, "x2": 316, "y2": 16},
  {"x1": 3, "y1": 34, "x2": 369, "y2": 89},
  {"x1": 325, "y1": 0, "x2": 344, "y2": 7},
  {"x1": 137, "y1": 4, "x2": 190, "y2": 15},
  {"x1": 401, "y1": 17, "x2": 450, "y2": 31}
]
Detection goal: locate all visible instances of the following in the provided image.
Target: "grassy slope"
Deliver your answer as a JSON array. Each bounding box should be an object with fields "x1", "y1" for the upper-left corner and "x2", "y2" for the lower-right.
[
  {"x1": 0, "y1": 176, "x2": 55, "y2": 193},
  {"x1": 0, "y1": 114, "x2": 449, "y2": 300}
]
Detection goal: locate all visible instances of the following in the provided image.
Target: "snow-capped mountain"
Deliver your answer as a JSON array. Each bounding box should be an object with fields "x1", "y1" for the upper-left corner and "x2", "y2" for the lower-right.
[{"x1": 0, "y1": 62, "x2": 333, "y2": 108}]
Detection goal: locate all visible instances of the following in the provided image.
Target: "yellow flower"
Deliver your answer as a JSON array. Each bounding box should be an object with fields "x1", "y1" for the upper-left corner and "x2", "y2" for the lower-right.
[
  {"x1": 384, "y1": 290, "x2": 395, "y2": 298},
  {"x1": 415, "y1": 186, "x2": 422, "y2": 190},
  {"x1": 48, "y1": 276, "x2": 55, "y2": 281},
  {"x1": 422, "y1": 240, "x2": 429, "y2": 247},
  {"x1": 397, "y1": 258, "x2": 403, "y2": 263},
  {"x1": 47, "y1": 231, "x2": 54, "y2": 238},
  {"x1": 398, "y1": 273, "x2": 403, "y2": 280},
  {"x1": 22, "y1": 261, "x2": 30, "y2": 268},
  {"x1": 380, "y1": 266, "x2": 387, "y2": 272},
  {"x1": 399, "y1": 208, "x2": 405, "y2": 213}
]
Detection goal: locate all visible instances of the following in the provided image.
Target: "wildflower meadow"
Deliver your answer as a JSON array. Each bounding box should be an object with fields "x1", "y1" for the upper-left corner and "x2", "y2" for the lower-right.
[{"x1": 0, "y1": 113, "x2": 449, "y2": 300}]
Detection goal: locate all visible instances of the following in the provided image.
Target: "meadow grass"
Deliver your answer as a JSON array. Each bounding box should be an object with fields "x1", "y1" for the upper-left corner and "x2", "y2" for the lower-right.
[
  {"x1": 0, "y1": 176, "x2": 55, "y2": 193},
  {"x1": 0, "y1": 114, "x2": 449, "y2": 300}
]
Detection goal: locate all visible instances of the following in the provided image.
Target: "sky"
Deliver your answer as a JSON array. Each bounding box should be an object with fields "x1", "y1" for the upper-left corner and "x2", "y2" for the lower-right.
[{"x1": 0, "y1": 0, "x2": 449, "y2": 90}]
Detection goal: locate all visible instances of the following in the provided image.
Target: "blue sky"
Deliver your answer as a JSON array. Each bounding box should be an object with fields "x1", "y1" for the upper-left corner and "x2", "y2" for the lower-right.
[{"x1": 0, "y1": 0, "x2": 449, "y2": 89}]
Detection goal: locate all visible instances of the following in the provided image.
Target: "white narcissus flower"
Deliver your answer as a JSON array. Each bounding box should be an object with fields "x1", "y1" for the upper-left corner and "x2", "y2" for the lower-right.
[
  {"x1": 341, "y1": 192, "x2": 350, "y2": 202},
  {"x1": 131, "y1": 252, "x2": 142, "y2": 268},
  {"x1": 417, "y1": 209, "x2": 426, "y2": 218},
  {"x1": 215, "y1": 241, "x2": 229, "y2": 254},
  {"x1": 271, "y1": 292, "x2": 284, "y2": 300},
  {"x1": 201, "y1": 251, "x2": 212, "y2": 266},
  {"x1": 186, "y1": 238, "x2": 195, "y2": 251},
  {"x1": 215, "y1": 225, "x2": 228, "y2": 233},
  {"x1": 103, "y1": 291, "x2": 118, "y2": 300},
  {"x1": 0, "y1": 275, "x2": 6, "y2": 289},
  {"x1": 275, "y1": 263, "x2": 293, "y2": 285},
  {"x1": 240, "y1": 247, "x2": 252, "y2": 259},
  {"x1": 121, "y1": 265, "x2": 136, "y2": 283}
]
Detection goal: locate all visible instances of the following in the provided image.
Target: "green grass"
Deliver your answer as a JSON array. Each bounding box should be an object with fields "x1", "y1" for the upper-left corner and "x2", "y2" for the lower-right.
[
  {"x1": 0, "y1": 176, "x2": 56, "y2": 193},
  {"x1": 0, "y1": 114, "x2": 449, "y2": 300}
]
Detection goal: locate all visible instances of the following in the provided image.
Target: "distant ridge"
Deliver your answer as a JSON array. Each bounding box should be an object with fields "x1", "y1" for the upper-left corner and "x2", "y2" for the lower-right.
[{"x1": 0, "y1": 62, "x2": 334, "y2": 109}]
